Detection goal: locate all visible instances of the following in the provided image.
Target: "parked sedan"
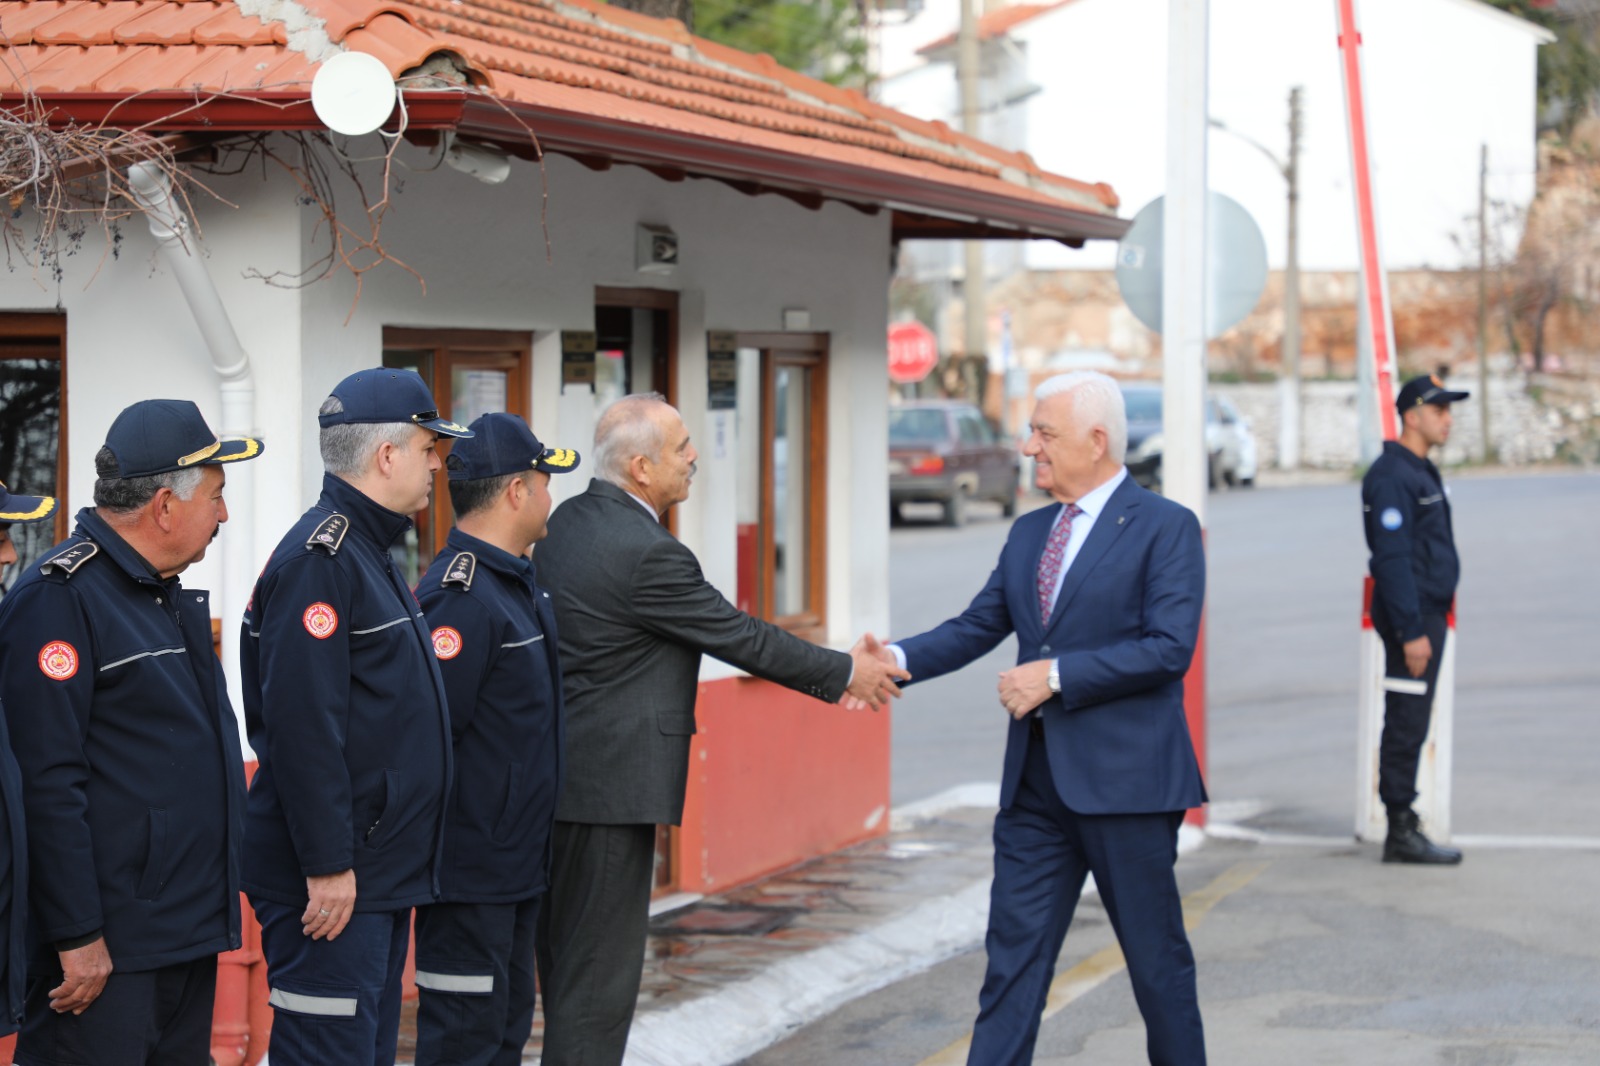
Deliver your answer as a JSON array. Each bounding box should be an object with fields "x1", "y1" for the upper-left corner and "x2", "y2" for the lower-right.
[
  {"x1": 889, "y1": 401, "x2": 1020, "y2": 527},
  {"x1": 1121, "y1": 384, "x2": 1257, "y2": 492}
]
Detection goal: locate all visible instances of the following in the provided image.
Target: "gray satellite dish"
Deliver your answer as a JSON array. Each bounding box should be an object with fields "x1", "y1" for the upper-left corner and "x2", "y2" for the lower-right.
[
  {"x1": 311, "y1": 52, "x2": 398, "y2": 136},
  {"x1": 1115, "y1": 192, "x2": 1268, "y2": 339}
]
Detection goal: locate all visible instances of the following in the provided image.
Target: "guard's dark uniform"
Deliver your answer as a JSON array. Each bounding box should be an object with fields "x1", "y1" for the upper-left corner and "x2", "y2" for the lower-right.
[
  {"x1": 413, "y1": 528, "x2": 565, "y2": 1066},
  {"x1": 241, "y1": 473, "x2": 453, "y2": 1065},
  {"x1": 1362, "y1": 438, "x2": 1460, "y2": 807},
  {"x1": 0, "y1": 481, "x2": 59, "y2": 1038},
  {"x1": 0, "y1": 509, "x2": 246, "y2": 1058}
]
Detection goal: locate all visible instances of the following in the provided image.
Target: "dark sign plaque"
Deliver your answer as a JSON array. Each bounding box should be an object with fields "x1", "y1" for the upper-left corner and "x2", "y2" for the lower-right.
[
  {"x1": 707, "y1": 332, "x2": 738, "y2": 411},
  {"x1": 561, "y1": 331, "x2": 597, "y2": 387}
]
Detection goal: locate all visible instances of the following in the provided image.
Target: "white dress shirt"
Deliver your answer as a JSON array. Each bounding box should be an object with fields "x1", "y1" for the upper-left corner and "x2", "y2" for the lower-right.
[{"x1": 888, "y1": 466, "x2": 1128, "y2": 670}]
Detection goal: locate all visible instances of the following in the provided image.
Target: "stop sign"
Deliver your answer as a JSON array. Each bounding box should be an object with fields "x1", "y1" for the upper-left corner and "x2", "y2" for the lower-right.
[{"x1": 887, "y1": 321, "x2": 938, "y2": 384}]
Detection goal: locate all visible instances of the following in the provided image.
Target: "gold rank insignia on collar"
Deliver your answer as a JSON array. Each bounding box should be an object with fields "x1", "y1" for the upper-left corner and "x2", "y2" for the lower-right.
[
  {"x1": 42, "y1": 542, "x2": 99, "y2": 576},
  {"x1": 306, "y1": 513, "x2": 350, "y2": 555},
  {"x1": 442, "y1": 551, "x2": 477, "y2": 589}
]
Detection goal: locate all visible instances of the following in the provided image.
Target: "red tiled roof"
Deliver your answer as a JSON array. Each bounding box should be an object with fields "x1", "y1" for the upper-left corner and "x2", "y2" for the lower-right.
[
  {"x1": 917, "y1": 1, "x2": 1075, "y2": 54},
  {"x1": 0, "y1": 0, "x2": 1125, "y2": 241}
]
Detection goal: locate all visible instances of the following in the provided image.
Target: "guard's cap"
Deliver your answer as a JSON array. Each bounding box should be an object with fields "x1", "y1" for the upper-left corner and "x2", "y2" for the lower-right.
[
  {"x1": 104, "y1": 399, "x2": 264, "y2": 479},
  {"x1": 0, "y1": 481, "x2": 57, "y2": 524},
  {"x1": 1396, "y1": 374, "x2": 1469, "y2": 413},
  {"x1": 446, "y1": 412, "x2": 580, "y2": 481},
  {"x1": 319, "y1": 368, "x2": 474, "y2": 438}
]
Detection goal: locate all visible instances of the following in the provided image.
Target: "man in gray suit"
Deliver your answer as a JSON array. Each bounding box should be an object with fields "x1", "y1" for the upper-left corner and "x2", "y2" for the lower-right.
[{"x1": 534, "y1": 393, "x2": 907, "y2": 1065}]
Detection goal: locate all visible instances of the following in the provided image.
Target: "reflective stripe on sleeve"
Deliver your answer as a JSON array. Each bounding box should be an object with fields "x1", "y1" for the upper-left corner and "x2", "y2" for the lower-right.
[
  {"x1": 1382, "y1": 677, "x2": 1429, "y2": 696},
  {"x1": 414, "y1": 970, "x2": 495, "y2": 994},
  {"x1": 268, "y1": 988, "x2": 359, "y2": 1016}
]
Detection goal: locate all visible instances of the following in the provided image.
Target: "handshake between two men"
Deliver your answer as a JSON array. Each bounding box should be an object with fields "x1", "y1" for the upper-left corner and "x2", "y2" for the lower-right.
[{"x1": 841, "y1": 634, "x2": 1050, "y2": 722}]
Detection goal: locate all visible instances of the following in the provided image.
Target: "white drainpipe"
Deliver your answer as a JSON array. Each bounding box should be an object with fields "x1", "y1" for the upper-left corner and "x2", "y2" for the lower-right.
[{"x1": 126, "y1": 162, "x2": 257, "y2": 736}]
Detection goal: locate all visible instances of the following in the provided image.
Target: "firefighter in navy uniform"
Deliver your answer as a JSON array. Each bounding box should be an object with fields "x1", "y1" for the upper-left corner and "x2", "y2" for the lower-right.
[
  {"x1": 0, "y1": 482, "x2": 59, "y2": 1039},
  {"x1": 412, "y1": 413, "x2": 578, "y2": 1066},
  {"x1": 1362, "y1": 373, "x2": 1469, "y2": 865},
  {"x1": 240, "y1": 368, "x2": 471, "y2": 1066},
  {"x1": 0, "y1": 400, "x2": 261, "y2": 1064}
]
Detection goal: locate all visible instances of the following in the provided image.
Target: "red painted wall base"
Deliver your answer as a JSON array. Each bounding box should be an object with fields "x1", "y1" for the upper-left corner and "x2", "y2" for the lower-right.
[{"x1": 674, "y1": 675, "x2": 893, "y2": 894}]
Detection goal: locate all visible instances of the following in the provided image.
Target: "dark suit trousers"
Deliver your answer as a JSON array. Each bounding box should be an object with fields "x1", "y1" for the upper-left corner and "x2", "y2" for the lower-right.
[
  {"x1": 535, "y1": 821, "x2": 657, "y2": 1066},
  {"x1": 970, "y1": 733, "x2": 1205, "y2": 1066},
  {"x1": 1377, "y1": 613, "x2": 1449, "y2": 808}
]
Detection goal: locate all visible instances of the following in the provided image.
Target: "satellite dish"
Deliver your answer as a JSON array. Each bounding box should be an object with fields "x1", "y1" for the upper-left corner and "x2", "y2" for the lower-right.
[
  {"x1": 311, "y1": 52, "x2": 398, "y2": 136},
  {"x1": 1115, "y1": 192, "x2": 1269, "y2": 339}
]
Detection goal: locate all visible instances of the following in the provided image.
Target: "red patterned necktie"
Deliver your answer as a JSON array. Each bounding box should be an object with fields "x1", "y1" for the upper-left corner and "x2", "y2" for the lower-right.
[{"x1": 1037, "y1": 503, "x2": 1083, "y2": 625}]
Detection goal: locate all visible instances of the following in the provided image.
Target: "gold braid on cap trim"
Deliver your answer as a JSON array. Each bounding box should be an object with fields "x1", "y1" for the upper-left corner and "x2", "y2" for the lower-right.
[
  {"x1": 0, "y1": 496, "x2": 56, "y2": 521},
  {"x1": 176, "y1": 440, "x2": 223, "y2": 467},
  {"x1": 214, "y1": 438, "x2": 263, "y2": 462},
  {"x1": 542, "y1": 449, "x2": 578, "y2": 469}
]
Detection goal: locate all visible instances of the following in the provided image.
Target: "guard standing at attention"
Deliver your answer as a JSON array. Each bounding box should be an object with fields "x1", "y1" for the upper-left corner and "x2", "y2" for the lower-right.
[
  {"x1": 0, "y1": 400, "x2": 261, "y2": 1063},
  {"x1": 1362, "y1": 373, "x2": 1468, "y2": 865},
  {"x1": 241, "y1": 368, "x2": 471, "y2": 1065},
  {"x1": 0, "y1": 480, "x2": 59, "y2": 1038},
  {"x1": 413, "y1": 412, "x2": 578, "y2": 1066}
]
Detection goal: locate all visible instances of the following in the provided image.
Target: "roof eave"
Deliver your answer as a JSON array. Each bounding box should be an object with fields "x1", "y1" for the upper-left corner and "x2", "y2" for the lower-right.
[
  {"x1": 455, "y1": 97, "x2": 1127, "y2": 244},
  {"x1": 11, "y1": 90, "x2": 1127, "y2": 243},
  {"x1": 12, "y1": 91, "x2": 468, "y2": 132}
]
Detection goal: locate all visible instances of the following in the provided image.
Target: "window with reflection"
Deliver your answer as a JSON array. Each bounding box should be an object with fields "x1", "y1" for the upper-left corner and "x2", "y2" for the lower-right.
[
  {"x1": 732, "y1": 335, "x2": 828, "y2": 640},
  {"x1": 0, "y1": 314, "x2": 67, "y2": 595}
]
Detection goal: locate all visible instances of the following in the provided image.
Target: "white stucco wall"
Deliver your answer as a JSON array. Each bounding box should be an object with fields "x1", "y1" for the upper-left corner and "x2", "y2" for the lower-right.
[
  {"x1": 877, "y1": 0, "x2": 1548, "y2": 274},
  {"x1": 1, "y1": 138, "x2": 896, "y2": 711}
]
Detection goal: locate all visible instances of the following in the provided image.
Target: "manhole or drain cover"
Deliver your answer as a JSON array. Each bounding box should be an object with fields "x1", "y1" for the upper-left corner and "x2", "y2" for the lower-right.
[{"x1": 651, "y1": 905, "x2": 802, "y2": 936}]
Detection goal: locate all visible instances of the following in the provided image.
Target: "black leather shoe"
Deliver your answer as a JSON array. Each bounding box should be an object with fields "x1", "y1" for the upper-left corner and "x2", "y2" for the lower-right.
[{"x1": 1383, "y1": 807, "x2": 1463, "y2": 864}]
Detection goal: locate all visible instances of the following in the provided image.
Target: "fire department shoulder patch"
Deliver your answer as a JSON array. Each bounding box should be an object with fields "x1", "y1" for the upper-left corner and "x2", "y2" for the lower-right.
[
  {"x1": 38, "y1": 641, "x2": 79, "y2": 681},
  {"x1": 431, "y1": 626, "x2": 463, "y2": 660},
  {"x1": 302, "y1": 602, "x2": 339, "y2": 639}
]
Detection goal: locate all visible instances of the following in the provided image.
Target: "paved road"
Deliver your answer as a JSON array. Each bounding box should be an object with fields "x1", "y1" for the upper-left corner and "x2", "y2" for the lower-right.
[{"x1": 752, "y1": 471, "x2": 1600, "y2": 1064}]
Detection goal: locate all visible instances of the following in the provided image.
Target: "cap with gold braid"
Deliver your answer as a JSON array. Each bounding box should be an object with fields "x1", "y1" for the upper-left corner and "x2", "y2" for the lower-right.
[
  {"x1": 103, "y1": 399, "x2": 264, "y2": 479},
  {"x1": 445, "y1": 412, "x2": 580, "y2": 480},
  {"x1": 0, "y1": 481, "x2": 57, "y2": 524}
]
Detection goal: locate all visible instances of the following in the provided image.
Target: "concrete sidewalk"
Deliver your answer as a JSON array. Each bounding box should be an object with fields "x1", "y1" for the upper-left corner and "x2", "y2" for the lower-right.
[{"x1": 391, "y1": 791, "x2": 1600, "y2": 1065}]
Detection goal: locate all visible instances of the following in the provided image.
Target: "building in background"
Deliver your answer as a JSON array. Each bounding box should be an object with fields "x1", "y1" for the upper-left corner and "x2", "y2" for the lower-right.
[{"x1": 872, "y1": 0, "x2": 1551, "y2": 405}]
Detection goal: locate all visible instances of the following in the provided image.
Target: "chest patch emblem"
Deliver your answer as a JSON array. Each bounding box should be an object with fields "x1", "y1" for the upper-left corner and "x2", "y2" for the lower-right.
[
  {"x1": 432, "y1": 626, "x2": 463, "y2": 660},
  {"x1": 38, "y1": 641, "x2": 79, "y2": 681},
  {"x1": 302, "y1": 602, "x2": 339, "y2": 639},
  {"x1": 1380, "y1": 507, "x2": 1403, "y2": 531}
]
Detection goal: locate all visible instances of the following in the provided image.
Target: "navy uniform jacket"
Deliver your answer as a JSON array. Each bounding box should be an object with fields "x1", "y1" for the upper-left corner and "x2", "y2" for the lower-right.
[
  {"x1": 0, "y1": 509, "x2": 245, "y2": 973},
  {"x1": 418, "y1": 529, "x2": 564, "y2": 903},
  {"x1": 241, "y1": 475, "x2": 452, "y2": 911},
  {"x1": 0, "y1": 700, "x2": 28, "y2": 1033},
  {"x1": 1362, "y1": 439, "x2": 1461, "y2": 643}
]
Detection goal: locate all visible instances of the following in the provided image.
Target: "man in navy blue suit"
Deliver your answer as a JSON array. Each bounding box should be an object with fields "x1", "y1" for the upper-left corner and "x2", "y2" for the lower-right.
[{"x1": 887, "y1": 371, "x2": 1208, "y2": 1065}]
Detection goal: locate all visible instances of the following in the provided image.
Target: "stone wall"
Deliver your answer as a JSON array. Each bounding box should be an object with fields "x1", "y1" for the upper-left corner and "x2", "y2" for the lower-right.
[{"x1": 1214, "y1": 371, "x2": 1598, "y2": 471}]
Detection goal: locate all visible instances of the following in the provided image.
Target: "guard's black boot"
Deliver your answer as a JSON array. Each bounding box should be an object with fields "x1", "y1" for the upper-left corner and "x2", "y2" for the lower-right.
[{"x1": 1383, "y1": 806, "x2": 1463, "y2": 864}]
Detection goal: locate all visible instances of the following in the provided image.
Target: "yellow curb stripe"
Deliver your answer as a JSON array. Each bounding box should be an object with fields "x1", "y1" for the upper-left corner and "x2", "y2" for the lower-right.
[{"x1": 917, "y1": 861, "x2": 1270, "y2": 1066}]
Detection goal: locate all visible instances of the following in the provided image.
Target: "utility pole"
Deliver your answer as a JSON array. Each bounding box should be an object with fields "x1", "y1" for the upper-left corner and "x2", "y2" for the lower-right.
[
  {"x1": 1281, "y1": 86, "x2": 1304, "y2": 469},
  {"x1": 1477, "y1": 142, "x2": 1493, "y2": 463},
  {"x1": 958, "y1": 0, "x2": 987, "y2": 392}
]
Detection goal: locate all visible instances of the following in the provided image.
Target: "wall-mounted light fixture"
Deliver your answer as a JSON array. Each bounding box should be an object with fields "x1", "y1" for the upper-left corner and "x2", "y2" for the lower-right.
[
  {"x1": 444, "y1": 133, "x2": 512, "y2": 185},
  {"x1": 636, "y1": 224, "x2": 678, "y2": 274}
]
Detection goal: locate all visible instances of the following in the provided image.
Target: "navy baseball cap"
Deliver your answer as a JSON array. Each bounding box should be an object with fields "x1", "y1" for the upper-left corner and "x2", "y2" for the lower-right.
[
  {"x1": 446, "y1": 412, "x2": 580, "y2": 481},
  {"x1": 0, "y1": 481, "x2": 57, "y2": 524},
  {"x1": 319, "y1": 368, "x2": 474, "y2": 438},
  {"x1": 1396, "y1": 374, "x2": 1469, "y2": 413},
  {"x1": 104, "y1": 399, "x2": 264, "y2": 479}
]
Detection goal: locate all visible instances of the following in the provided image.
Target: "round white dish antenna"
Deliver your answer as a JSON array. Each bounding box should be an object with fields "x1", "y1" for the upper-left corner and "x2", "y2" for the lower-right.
[{"x1": 311, "y1": 51, "x2": 398, "y2": 136}]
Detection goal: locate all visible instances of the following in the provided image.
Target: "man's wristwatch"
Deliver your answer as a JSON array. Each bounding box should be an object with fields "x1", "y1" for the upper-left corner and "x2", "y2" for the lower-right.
[{"x1": 1047, "y1": 660, "x2": 1061, "y2": 694}]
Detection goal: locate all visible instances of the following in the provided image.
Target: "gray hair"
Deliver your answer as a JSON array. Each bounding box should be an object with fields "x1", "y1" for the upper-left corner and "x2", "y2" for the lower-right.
[
  {"x1": 1035, "y1": 371, "x2": 1129, "y2": 463},
  {"x1": 593, "y1": 393, "x2": 670, "y2": 485},
  {"x1": 92, "y1": 445, "x2": 205, "y2": 514},
  {"x1": 318, "y1": 395, "x2": 417, "y2": 477}
]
